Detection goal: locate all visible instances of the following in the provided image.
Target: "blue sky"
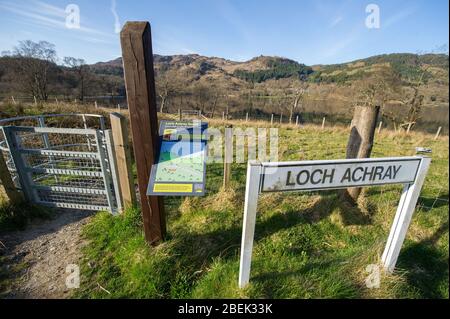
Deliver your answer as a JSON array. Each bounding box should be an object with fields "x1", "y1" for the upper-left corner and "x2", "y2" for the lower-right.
[{"x1": 0, "y1": 0, "x2": 448, "y2": 65}]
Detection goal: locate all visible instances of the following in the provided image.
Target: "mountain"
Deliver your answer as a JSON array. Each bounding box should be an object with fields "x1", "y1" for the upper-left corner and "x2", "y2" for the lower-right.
[{"x1": 1, "y1": 52, "x2": 448, "y2": 131}]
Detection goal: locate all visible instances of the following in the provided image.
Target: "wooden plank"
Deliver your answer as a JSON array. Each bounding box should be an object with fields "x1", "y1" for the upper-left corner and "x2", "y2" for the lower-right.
[
  {"x1": 0, "y1": 151, "x2": 23, "y2": 205},
  {"x1": 120, "y1": 21, "x2": 166, "y2": 244},
  {"x1": 110, "y1": 112, "x2": 136, "y2": 209}
]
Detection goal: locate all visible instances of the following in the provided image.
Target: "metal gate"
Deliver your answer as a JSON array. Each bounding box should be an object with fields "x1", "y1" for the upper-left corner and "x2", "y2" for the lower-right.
[{"x1": 0, "y1": 115, "x2": 121, "y2": 214}]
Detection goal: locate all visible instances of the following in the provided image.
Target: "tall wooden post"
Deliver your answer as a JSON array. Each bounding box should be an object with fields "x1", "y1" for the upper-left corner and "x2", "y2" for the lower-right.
[
  {"x1": 434, "y1": 126, "x2": 442, "y2": 140},
  {"x1": 120, "y1": 21, "x2": 166, "y2": 244},
  {"x1": 295, "y1": 115, "x2": 299, "y2": 126},
  {"x1": 344, "y1": 105, "x2": 380, "y2": 203},
  {"x1": 270, "y1": 114, "x2": 274, "y2": 125},
  {"x1": 322, "y1": 117, "x2": 326, "y2": 129},
  {"x1": 223, "y1": 125, "x2": 233, "y2": 188},
  {"x1": 110, "y1": 112, "x2": 137, "y2": 209}
]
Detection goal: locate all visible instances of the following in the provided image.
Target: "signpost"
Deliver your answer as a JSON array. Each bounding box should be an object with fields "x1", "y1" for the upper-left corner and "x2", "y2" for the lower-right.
[
  {"x1": 147, "y1": 120, "x2": 208, "y2": 196},
  {"x1": 238, "y1": 156, "x2": 431, "y2": 288}
]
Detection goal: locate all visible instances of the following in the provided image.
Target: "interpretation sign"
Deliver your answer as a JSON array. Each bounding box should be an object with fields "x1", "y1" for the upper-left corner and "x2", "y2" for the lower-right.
[
  {"x1": 147, "y1": 120, "x2": 207, "y2": 196},
  {"x1": 238, "y1": 156, "x2": 431, "y2": 288}
]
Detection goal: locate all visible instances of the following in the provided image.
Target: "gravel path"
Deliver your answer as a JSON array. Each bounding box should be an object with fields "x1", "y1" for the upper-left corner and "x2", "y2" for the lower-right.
[{"x1": 0, "y1": 209, "x2": 93, "y2": 299}]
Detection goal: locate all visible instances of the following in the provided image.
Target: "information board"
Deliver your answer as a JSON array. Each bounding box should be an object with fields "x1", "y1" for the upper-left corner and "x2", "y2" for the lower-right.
[{"x1": 147, "y1": 120, "x2": 207, "y2": 196}]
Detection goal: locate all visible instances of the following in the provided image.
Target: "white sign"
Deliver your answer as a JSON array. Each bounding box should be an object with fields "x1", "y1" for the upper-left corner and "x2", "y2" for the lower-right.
[
  {"x1": 261, "y1": 158, "x2": 421, "y2": 192},
  {"x1": 238, "y1": 156, "x2": 431, "y2": 289}
]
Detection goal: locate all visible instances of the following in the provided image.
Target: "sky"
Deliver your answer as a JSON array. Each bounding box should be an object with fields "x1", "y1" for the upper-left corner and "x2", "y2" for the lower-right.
[{"x1": 0, "y1": 0, "x2": 448, "y2": 65}]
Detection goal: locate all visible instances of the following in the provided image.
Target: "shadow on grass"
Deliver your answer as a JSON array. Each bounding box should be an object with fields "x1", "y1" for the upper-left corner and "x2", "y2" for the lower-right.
[
  {"x1": 417, "y1": 192, "x2": 449, "y2": 212},
  {"x1": 397, "y1": 220, "x2": 449, "y2": 299},
  {"x1": 298, "y1": 193, "x2": 373, "y2": 226}
]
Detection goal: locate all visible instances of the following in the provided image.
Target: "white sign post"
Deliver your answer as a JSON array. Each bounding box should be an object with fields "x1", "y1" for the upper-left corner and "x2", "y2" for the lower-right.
[{"x1": 238, "y1": 156, "x2": 431, "y2": 288}]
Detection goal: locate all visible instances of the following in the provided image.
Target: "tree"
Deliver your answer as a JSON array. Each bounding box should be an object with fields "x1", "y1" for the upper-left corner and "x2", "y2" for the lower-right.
[
  {"x1": 289, "y1": 82, "x2": 309, "y2": 123},
  {"x1": 63, "y1": 57, "x2": 90, "y2": 102},
  {"x1": 12, "y1": 40, "x2": 57, "y2": 101}
]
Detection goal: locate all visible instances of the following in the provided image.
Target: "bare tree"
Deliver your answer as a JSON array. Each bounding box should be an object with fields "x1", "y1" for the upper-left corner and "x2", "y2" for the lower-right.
[
  {"x1": 289, "y1": 82, "x2": 309, "y2": 123},
  {"x1": 63, "y1": 57, "x2": 90, "y2": 102},
  {"x1": 12, "y1": 40, "x2": 57, "y2": 101},
  {"x1": 156, "y1": 73, "x2": 172, "y2": 113}
]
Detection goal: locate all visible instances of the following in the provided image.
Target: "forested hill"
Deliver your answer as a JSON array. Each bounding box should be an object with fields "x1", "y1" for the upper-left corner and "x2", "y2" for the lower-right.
[{"x1": 0, "y1": 51, "x2": 448, "y2": 127}]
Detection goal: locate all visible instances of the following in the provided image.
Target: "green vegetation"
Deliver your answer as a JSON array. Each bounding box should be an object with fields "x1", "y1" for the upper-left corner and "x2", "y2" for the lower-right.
[
  {"x1": 76, "y1": 123, "x2": 449, "y2": 299},
  {"x1": 234, "y1": 58, "x2": 313, "y2": 83}
]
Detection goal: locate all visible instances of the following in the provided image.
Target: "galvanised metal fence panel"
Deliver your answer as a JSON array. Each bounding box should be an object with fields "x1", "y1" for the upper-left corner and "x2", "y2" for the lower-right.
[{"x1": 1, "y1": 123, "x2": 121, "y2": 214}]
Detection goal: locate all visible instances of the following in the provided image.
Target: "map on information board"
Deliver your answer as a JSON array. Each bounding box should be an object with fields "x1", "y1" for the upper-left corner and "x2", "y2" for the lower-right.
[{"x1": 147, "y1": 120, "x2": 208, "y2": 196}]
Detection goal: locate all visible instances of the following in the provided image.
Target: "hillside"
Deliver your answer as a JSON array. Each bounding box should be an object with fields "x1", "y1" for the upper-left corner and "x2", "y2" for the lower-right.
[{"x1": 1, "y1": 52, "x2": 448, "y2": 132}]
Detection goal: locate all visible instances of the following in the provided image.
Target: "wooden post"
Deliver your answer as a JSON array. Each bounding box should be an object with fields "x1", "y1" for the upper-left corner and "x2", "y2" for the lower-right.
[
  {"x1": 246, "y1": 112, "x2": 249, "y2": 122},
  {"x1": 178, "y1": 109, "x2": 182, "y2": 120},
  {"x1": 270, "y1": 114, "x2": 274, "y2": 125},
  {"x1": 393, "y1": 122, "x2": 397, "y2": 133},
  {"x1": 295, "y1": 115, "x2": 299, "y2": 126},
  {"x1": 322, "y1": 117, "x2": 326, "y2": 129},
  {"x1": 110, "y1": 112, "x2": 136, "y2": 209},
  {"x1": 344, "y1": 105, "x2": 380, "y2": 203},
  {"x1": 94, "y1": 101, "x2": 98, "y2": 109},
  {"x1": 223, "y1": 125, "x2": 233, "y2": 188},
  {"x1": 377, "y1": 121, "x2": 383, "y2": 134},
  {"x1": 434, "y1": 126, "x2": 442, "y2": 140},
  {"x1": 222, "y1": 111, "x2": 225, "y2": 121},
  {"x1": 0, "y1": 153, "x2": 23, "y2": 205},
  {"x1": 120, "y1": 21, "x2": 166, "y2": 244},
  {"x1": 118, "y1": 103, "x2": 121, "y2": 111},
  {"x1": 279, "y1": 113, "x2": 283, "y2": 124}
]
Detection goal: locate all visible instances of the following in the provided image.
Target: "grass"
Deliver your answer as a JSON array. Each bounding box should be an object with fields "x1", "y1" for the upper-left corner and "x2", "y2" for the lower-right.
[
  {"x1": 1, "y1": 102, "x2": 447, "y2": 299},
  {"x1": 75, "y1": 121, "x2": 449, "y2": 299}
]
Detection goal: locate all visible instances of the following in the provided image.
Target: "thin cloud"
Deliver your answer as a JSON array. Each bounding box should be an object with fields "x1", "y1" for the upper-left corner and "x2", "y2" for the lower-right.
[
  {"x1": 383, "y1": 6, "x2": 418, "y2": 29},
  {"x1": 110, "y1": 0, "x2": 121, "y2": 34},
  {"x1": 216, "y1": 0, "x2": 252, "y2": 43},
  {"x1": 330, "y1": 16, "x2": 343, "y2": 28},
  {"x1": 0, "y1": 0, "x2": 115, "y2": 39}
]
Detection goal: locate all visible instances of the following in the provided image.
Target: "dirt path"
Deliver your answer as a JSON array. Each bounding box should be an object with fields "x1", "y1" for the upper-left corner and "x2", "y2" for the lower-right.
[{"x1": 0, "y1": 209, "x2": 93, "y2": 299}]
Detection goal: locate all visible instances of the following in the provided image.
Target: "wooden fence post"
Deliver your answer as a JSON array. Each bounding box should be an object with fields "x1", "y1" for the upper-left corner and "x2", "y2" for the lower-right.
[
  {"x1": 0, "y1": 154, "x2": 23, "y2": 205},
  {"x1": 434, "y1": 126, "x2": 442, "y2": 140},
  {"x1": 344, "y1": 105, "x2": 380, "y2": 203},
  {"x1": 223, "y1": 125, "x2": 233, "y2": 188},
  {"x1": 295, "y1": 115, "x2": 299, "y2": 126},
  {"x1": 110, "y1": 112, "x2": 136, "y2": 209},
  {"x1": 222, "y1": 111, "x2": 225, "y2": 121},
  {"x1": 377, "y1": 121, "x2": 383, "y2": 134},
  {"x1": 120, "y1": 21, "x2": 166, "y2": 244},
  {"x1": 322, "y1": 117, "x2": 326, "y2": 129},
  {"x1": 94, "y1": 101, "x2": 98, "y2": 109},
  {"x1": 270, "y1": 114, "x2": 274, "y2": 125},
  {"x1": 280, "y1": 113, "x2": 283, "y2": 124},
  {"x1": 246, "y1": 112, "x2": 249, "y2": 122}
]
